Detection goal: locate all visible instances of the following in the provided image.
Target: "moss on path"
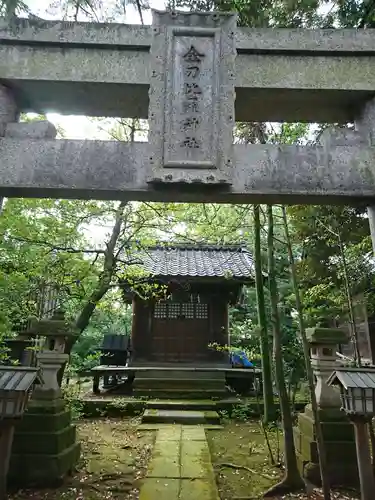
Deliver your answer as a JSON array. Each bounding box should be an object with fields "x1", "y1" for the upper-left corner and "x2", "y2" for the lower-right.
[
  {"x1": 9, "y1": 418, "x2": 155, "y2": 500},
  {"x1": 139, "y1": 425, "x2": 219, "y2": 500}
]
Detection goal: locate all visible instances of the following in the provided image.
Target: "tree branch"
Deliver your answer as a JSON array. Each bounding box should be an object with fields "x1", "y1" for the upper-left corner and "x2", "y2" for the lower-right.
[{"x1": 8, "y1": 235, "x2": 105, "y2": 255}]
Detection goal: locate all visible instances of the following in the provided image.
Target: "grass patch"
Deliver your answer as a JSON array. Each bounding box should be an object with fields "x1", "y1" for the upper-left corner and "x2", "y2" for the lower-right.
[
  {"x1": 207, "y1": 421, "x2": 282, "y2": 499},
  {"x1": 207, "y1": 420, "x2": 360, "y2": 500},
  {"x1": 9, "y1": 418, "x2": 155, "y2": 500}
]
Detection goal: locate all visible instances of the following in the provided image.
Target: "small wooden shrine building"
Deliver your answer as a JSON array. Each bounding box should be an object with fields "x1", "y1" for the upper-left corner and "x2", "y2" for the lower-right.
[{"x1": 122, "y1": 245, "x2": 254, "y2": 367}]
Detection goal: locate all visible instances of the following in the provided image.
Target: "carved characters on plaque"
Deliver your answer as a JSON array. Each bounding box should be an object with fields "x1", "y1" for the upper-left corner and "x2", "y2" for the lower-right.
[
  {"x1": 148, "y1": 11, "x2": 236, "y2": 183},
  {"x1": 181, "y1": 137, "x2": 201, "y2": 149},
  {"x1": 180, "y1": 117, "x2": 200, "y2": 131},
  {"x1": 180, "y1": 45, "x2": 204, "y2": 150}
]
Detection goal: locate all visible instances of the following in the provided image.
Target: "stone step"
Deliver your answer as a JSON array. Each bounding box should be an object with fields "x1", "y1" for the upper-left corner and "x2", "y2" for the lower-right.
[
  {"x1": 133, "y1": 377, "x2": 225, "y2": 390},
  {"x1": 138, "y1": 423, "x2": 223, "y2": 431},
  {"x1": 135, "y1": 369, "x2": 226, "y2": 380},
  {"x1": 133, "y1": 388, "x2": 229, "y2": 399},
  {"x1": 146, "y1": 399, "x2": 217, "y2": 411},
  {"x1": 142, "y1": 409, "x2": 221, "y2": 425}
]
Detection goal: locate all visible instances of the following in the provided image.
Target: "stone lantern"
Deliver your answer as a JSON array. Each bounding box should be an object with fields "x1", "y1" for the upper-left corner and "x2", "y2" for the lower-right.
[
  {"x1": 8, "y1": 309, "x2": 80, "y2": 487},
  {"x1": 31, "y1": 309, "x2": 72, "y2": 395},
  {"x1": 308, "y1": 327, "x2": 346, "y2": 407},
  {"x1": 294, "y1": 327, "x2": 358, "y2": 486},
  {"x1": 328, "y1": 368, "x2": 375, "y2": 500}
]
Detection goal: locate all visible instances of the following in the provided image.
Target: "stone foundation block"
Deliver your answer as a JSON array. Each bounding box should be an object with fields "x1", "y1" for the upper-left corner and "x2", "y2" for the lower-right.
[
  {"x1": 294, "y1": 406, "x2": 358, "y2": 487},
  {"x1": 12, "y1": 424, "x2": 76, "y2": 455},
  {"x1": 16, "y1": 409, "x2": 72, "y2": 433},
  {"x1": 10, "y1": 397, "x2": 80, "y2": 486},
  {"x1": 9, "y1": 442, "x2": 81, "y2": 486},
  {"x1": 298, "y1": 412, "x2": 354, "y2": 442}
]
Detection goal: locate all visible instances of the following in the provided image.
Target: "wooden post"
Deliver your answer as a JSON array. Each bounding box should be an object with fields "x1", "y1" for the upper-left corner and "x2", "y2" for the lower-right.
[
  {"x1": 0, "y1": 421, "x2": 15, "y2": 500},
  {"x1": 93, "y1": 374, "x2": 100, "y2": 394},
  {"x1": 351, "y1": 416, "x2": 375, "y2": 500}
]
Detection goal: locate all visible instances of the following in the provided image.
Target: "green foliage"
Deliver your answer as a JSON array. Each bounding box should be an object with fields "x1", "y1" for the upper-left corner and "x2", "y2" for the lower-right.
[
  {"x1": 287, "y1": 205, "x2": 372, "y2": 326},
  {"x1": 62, "y1": 384, "x2": 84, "y2": 420},
  {"x1": 0, "y1": 0, "x2": 29, "y2": 16},
  {"x1": 70, "y1": 294, "x2": 133, "y2": 372}
]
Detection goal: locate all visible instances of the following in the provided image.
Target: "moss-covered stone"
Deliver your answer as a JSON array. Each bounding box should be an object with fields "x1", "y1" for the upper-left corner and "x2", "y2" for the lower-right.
[
  {"x1": 9, "y1": 442, "x2": 81, "y2": 486},
  {"x1": 80, "y1": 396, "x2": 307, "y2": 419},
  {"x1": 139, "y1": 422, "x2": 220, "y2": 500},
  {"x1": 15, "y1": 409, "x2": 72, "y2": 433},
  {"x1": 306, "y1": 327, "x2": 348, "y2": 345},
  {"x1": 82, "y1": 398, "x2": 146, "y2": 417},
  {"x1": 298, "y1": 412, "x2": 354, "y2": 442},
  {"x1": 12, "y1": 424, "x2": 77, "y2": 455},
  {"x1": 180, "y1": 478, "x2": 219, "y2": 500},
  {"x1": 294, "y1": 406, "x2": 358, "y2": 487},
  {"x1": 27, "y1": 395, "x2": 66, "y2": 413},
  {"x1": 10, "y1": 393, "x2": 80, "y2": 486},
  {"x1": 139, "y1": 478, "x2": 180, "y2": 500},
  {"x1": 303, "y1": 404, "x2": 344, "y2": 422}
]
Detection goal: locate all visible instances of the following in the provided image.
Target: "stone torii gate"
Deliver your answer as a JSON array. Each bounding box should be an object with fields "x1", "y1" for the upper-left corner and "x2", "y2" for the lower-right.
[
  {"x1": 1, "y1": 10, "x2": 375, "y2": 209},
  {"x1": 1, "y1": 9, "x2": 375, "y2": 488}
]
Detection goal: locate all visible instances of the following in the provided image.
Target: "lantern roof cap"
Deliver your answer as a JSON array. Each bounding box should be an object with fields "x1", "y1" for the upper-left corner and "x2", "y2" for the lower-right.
[
  {"x1": 327, "y1": 367, "x2": 375, "y2": 390},
  {"x1": 306, "y1": 327, "x2": 349, "y2": 345},
  {"x1": 0, "y1": 366, "x2": 42, "y2": 392}
]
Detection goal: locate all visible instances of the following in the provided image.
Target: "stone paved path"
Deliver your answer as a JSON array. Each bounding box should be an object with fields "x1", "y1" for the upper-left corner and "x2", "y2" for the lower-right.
[{"x1": 139, "y1": 425, "x2": 219, "y2": 500}]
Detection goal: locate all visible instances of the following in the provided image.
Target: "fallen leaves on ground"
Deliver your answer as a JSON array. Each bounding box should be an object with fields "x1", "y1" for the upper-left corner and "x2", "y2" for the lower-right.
[
  {"x1": 8, "y1": 418, "x2": 154, "y2": 500},
  {"x1": 207, "y1": 422, "x2": 360, "y2": 500},
  {"x1": 280, "y1": 490, "x2": 359, "y2": 500}
]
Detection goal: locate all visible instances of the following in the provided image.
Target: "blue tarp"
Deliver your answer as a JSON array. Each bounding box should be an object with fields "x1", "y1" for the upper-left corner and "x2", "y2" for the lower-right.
[{"x1": 230, "y1": 350, "x2": 254, "y2": 368}]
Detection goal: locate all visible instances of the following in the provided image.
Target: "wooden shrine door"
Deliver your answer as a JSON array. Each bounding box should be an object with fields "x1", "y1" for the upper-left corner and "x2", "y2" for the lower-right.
[{"x1": 151, "y1": 301, "x2": 210, "y2": 363}]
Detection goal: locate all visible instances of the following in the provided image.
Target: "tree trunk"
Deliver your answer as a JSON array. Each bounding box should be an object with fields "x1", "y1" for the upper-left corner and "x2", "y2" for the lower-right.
[
  {"x1": 369, "y1": 418, "x2": 375, "y2": 479},
  {"x1": 264, "y1": 205, "x2": 305, "y2": 497},
  {"x1": 281, "y1": 206, "x2": 331, "y2": 500},
  {"x1": 57, "y1": 201, "x2": 127, "y2": 385},
  {"x1": 337, "y1": 231, "x2": 361, "y2": 366},
  {"x1": 253, "y1": 204, "x2": 275, "y2": 423}
]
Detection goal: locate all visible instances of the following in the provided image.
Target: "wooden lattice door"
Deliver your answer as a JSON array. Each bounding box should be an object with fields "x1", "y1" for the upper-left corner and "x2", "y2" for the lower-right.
[{"x1": 151, "y1": 301, "x2": 210, "y2": 362}]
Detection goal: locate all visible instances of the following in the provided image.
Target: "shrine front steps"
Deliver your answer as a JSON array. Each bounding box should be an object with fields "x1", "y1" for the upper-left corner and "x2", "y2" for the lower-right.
[
  {"x1": 146, "y1": 399, "x2": 218, "y2": 411},
  {"x1": 133, "y1": 388, "x2": 229, "y2": 399},
  {"x1": 132, "y1": 370, "x2": 229, "y2": 399},
  {"x1": 142, "y1": 409, "x2": 221, "y2": 425},
  {"x1": 133, "y1": 377, "x2": 226, "y2": 390}
]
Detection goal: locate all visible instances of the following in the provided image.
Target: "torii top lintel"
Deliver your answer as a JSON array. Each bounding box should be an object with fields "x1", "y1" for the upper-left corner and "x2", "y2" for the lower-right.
[
  {"x1": 1, "y1": 12, "x2": 375, "y2": 202},
  {"x1": 0, "y1": 11, "x2": 375, "y2": 124}
]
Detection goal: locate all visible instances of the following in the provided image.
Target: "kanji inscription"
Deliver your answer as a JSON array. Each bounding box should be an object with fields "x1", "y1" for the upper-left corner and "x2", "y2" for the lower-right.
[
  {"x1": 183, "y1": 45, "x2": 204, "y2": 63},
  {"x1": 164, "y1": 34, "x2": 216, "y2": 167}
]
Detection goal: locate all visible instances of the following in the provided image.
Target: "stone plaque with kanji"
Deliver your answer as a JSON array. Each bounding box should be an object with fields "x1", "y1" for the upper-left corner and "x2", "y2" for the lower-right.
[{"x1": 148, "y1": 10, "x2": 236, "y2": 185}]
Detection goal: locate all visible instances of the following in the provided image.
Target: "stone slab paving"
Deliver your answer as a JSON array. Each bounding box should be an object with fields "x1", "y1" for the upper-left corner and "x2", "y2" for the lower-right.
[
  {"x1": 138, "y1": 423, "x2": 223, "y2": 431},
  {"x1": 139, "y1": 425, "x2": 219, "y2": 500},
  {"x1": 142, "y1": 409, "x2": 221, "y2": 425}
]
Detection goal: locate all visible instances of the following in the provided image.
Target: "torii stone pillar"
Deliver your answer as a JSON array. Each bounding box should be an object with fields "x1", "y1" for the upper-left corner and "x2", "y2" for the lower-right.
[
  {"x1": 355, "y1": 99, "x2": 375, "y2": 364},
  {"x1": 357, "y1": 99, "x2": 375, "y2": 259},
  {"x1": 0, "y1": 83, "x2": 57, "y2": 141},
  {"x1": 8, "y1": 310, "x2": 80, "y2": 487},
  {"x1": 294, "y1": 327, "x2": 358, "y2": 487}
]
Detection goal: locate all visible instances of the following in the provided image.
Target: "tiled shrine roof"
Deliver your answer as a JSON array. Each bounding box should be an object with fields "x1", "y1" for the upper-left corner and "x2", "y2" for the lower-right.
[{"x1": 138, "y1": 245, "x2": 254, "y2": 279}]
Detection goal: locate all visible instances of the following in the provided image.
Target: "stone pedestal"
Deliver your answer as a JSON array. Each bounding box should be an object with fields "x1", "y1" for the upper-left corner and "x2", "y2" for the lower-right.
[
  {"x1": 9, "y1": 394, "x2": 80, "y2": 486},
  {"x1": 295, "y1": 405, "x2": 358, "y2": 486},
  {"x1": 294, "y1": 327, "x2": 358, "y2": 486},
  {"x1": 8, "y1": 311, "x2": 80, "y2": 486}
]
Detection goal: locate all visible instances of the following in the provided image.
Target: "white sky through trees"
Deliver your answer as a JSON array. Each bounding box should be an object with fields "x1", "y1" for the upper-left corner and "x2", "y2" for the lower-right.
[{"x1": 26, "y1": 0, "x2": 165, "y2": 140}]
